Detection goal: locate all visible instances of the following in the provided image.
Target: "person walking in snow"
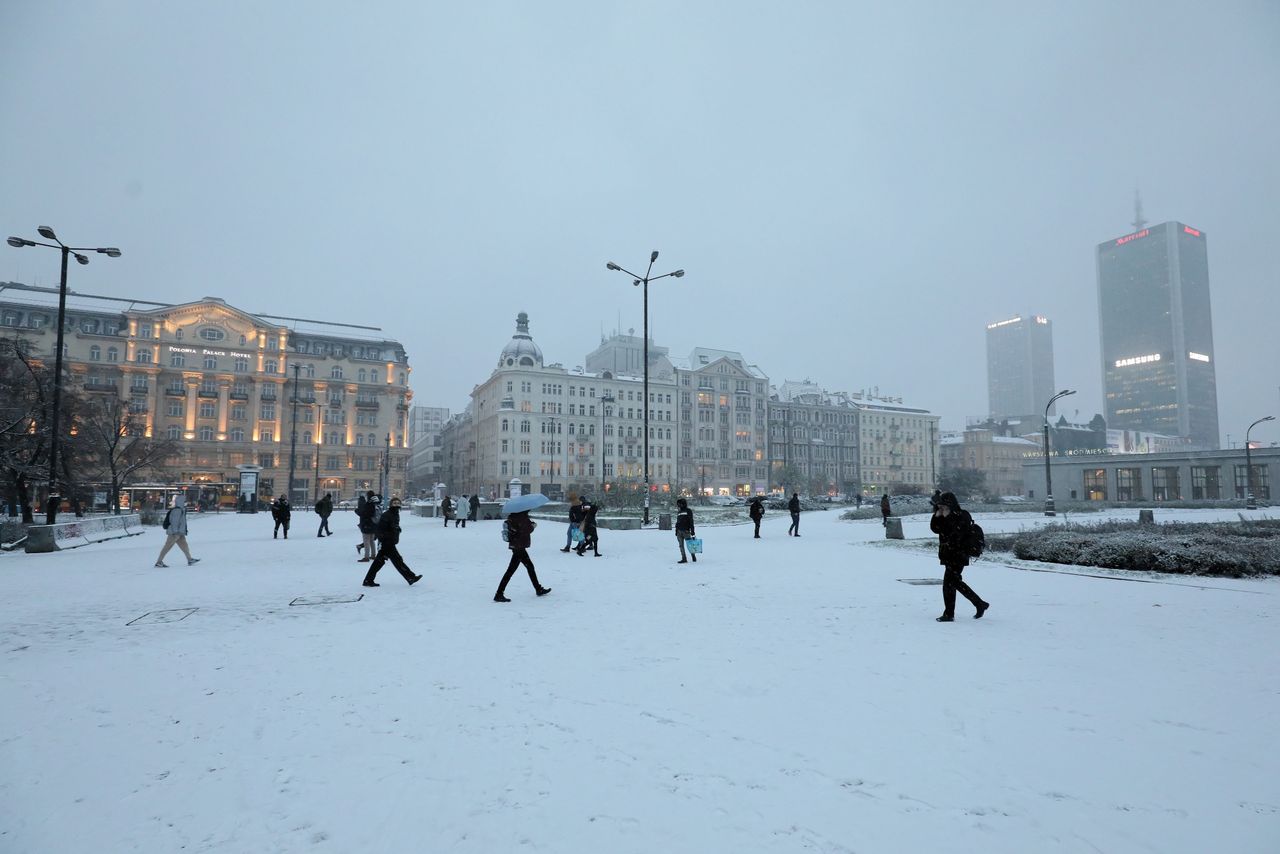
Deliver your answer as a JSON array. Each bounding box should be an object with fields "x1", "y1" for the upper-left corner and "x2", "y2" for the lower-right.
[
  {"x1": 455, "y1": 495, "x2": 468, "y2": 528},
  {"x1": 787, "y1": 492, "x2": 801, "y2": 537},
  {"x1": 356, "y1": 490, "x2": 379, "y2": 561},
  {"x1": 315, "y1": 492, "x2": 333, "y2": 537},
  {"x1": 469, "y1": 493, "x2": 480, "y2": 522},
  {"x1": 929, "y1": 491, "x2": 989, "y2": 622},
  {"x1": 440, "y1": 494, "x2": 454, "y2": 527},
  {"x1": 675, "y1": 497, "x2": 697, "y2": 563},
  {"x1": 575, "y1": 499, "x2": 601, "y2": 556},
  {"x1": 494, "y1": 510, "x2": 550, "y2": 602},
  {"x1": 271, "y1": 494, "x2": 291, "y2": 539},
  {"x1": 154, "y1": 494, "x2": 200, "y2": 567},
  {"x1": 748, "y1": 496, "x2": 764, "y2": 538},
  {"x1": 561, "y1": 494, "x2": 584, "y2": 552},
  {"x1": 880, "y1": 493, "x2": 891, "y2": 527},
  {"x1": 362, "y1": 497, "x2": 422, "y2": 587}
]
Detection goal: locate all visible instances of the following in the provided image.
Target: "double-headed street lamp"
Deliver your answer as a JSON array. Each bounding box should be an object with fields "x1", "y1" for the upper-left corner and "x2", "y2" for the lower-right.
[
  {"x1": 1245, "y1": 415, "x2": 1275, "y2": 509},
  {"x1": 605, "y1": 252, "x2": 684, "y2": 525},
  {"x1": 1042, "y1": 388, "x2": 1076, "y2": 517},
  {"x1": 7, "y1": 227, "x2": 121, "y2": 524}
]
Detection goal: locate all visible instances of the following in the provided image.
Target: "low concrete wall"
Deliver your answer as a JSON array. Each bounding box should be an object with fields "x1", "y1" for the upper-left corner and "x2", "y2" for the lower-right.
[
  {"x1": 597, "y1": 517, "x2": 641, "y2": 531},
  {"x1": 884, "y1": 518, "x2": 904, "y2": 540},
  {"x1": 25, "y1": 513, "x2": 145, "y2": 553}
]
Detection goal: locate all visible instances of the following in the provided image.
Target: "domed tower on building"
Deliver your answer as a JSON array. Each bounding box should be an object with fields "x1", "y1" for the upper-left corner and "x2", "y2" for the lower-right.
[{"x1": 498, "y1": 312, "x2": 543, "y2": 369}]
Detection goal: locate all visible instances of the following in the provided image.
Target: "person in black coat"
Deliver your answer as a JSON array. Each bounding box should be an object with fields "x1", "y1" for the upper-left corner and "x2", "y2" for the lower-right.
[
  {"x1": 362, "y1": 497, "x2": 422, "y2": 587},
  {"x1": 675, "y1": 498, "x2": 696, "y2": 563},
  {"x1": 315, "y1": 492, "x2": 334, "y2": 537},
  {"x1": 880, "y1": 493, "x2": 891, "y2": 527},
  {"x1": 495, "y1": 510, "x2": 550, "y2": 602},
  {"x1": 271, "y1": 495, "x2": 291, "y2": 539},
  {"x1": 787, "y1": 492, "x2": 801, "y2": 537},
  {"x1": 575, "y1": 500, "x2": 600, "y2": 556},
  {"x1": 561, "y1": 498, "x2": 586, "y2": 552},
  {"x1": 928, "y1": 491, "x2": 989, "y2": 622},
  {"x1": 929, "y1": 489, "x2": 942, "y2": 512},
  {"x1": 748, "y1": 497, "x2": 764, "y2": 538},
  {"x1": 469, "y1": 493, "x2": 480, "y2": 522},
  {"x1": 440, "y1": 495, "x2": 453, "y2": 527}
]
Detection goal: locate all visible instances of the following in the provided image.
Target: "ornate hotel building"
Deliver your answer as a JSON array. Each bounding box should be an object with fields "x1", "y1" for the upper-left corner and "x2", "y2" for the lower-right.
[{"x1": 0, "y1": 283, "x2": 412, "y2": 504}]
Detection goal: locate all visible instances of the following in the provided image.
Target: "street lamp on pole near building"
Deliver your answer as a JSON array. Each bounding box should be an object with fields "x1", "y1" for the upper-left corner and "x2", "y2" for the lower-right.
[
  {"x1": 606, "y1": 252, "x2": 684, "y2": 526},
  {"x1": 7, "y1": 228, "x2": 121, "y2": 524},
  {"x1": 1043, "y1": 388, "x2": 1076, "y2": 516},
  {"x1": 1245, "y1": 415, "x2": 1275, "y2": 509}
]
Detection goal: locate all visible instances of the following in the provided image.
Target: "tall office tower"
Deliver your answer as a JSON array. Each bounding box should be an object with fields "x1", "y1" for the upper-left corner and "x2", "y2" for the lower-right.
[
  {"x1": 1096, "y1": 220, "x2": 1219, "y2": 448},
  {"x1": 985, "y1": 314, "x2": 1056, "y2": 423}
]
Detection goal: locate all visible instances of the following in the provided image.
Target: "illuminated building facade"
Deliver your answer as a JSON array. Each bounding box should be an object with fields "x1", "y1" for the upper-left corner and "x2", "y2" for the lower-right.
[
  {"x1": 985, "y1": 314, "x2": 1056, "y2": 423},
  {"x1": 1096, "y1": 221, "x2": 1219, "y2": 448}
]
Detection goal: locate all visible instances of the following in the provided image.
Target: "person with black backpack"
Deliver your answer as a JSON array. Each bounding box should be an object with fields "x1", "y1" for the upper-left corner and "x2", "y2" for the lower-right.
[
  {"x1": 154, "y1": 494, "x2": 200, "y2": 568},
  {"x1": 929, "y1": 491, "x2": 989, "y2": 622},
  {"x1": 271, "y1": 494, "x2": 291, "y2": 539},
  {"x1": 315, "y1": 492, "x2": 333, "y2": 537}
]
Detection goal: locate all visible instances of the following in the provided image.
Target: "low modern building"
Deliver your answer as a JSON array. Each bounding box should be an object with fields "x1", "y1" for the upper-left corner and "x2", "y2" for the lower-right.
[
  {"x1": 0, "y1": 282, "x2": 412, "y2": 505},
  {"x1": 1022, "y1": 447, "x2": 1277, "y2": 503}
]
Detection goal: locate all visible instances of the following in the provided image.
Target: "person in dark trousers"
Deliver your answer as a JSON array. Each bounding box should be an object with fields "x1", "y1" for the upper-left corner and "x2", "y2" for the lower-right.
[
  {"x1": 880, "y1": 493, "x2": 891, "y2": 527},
  {"x1": 561, "y1": 496, "x2": 585, "y2": 552},
  {"x1": 856, "y1": 493, "x2": 863, "y2": 509},
  {"x1": 356, "y1": 490, "x2": 379, "y2": 561},
  {"x1": 787, "y1": 492, "x2": 801, "y2": 537},
  {"x1": 675, "y1": 498, "x2": 696, "y2": 563},
  {"x1": 315, "y1": 492, "x2": 333, "y2": 537},
  {"x1": 440, "y1": 495, "x2": 453, "y2": 527},
  {"x1": 929, "y1": 491, "x2": 989, "y2": 622},
  {"x1": 469, "y1": 493, "x2": 480, "y2": 522},
  {"x1": 575, "y1": 500, "x2": 600, "y2": 556},
  {"x1": 495, "y1": 510, "x2": 550, "y2": 602},
  {"x1": 271, "y1": 494, "x2": 291, "y2": 539},
  {"x1": 748, "y1": 497, "x2": 764, "y2": 538},
  {"x1": 363, "y1": 497, "x2": 422, "y2": 587},
  {"x1": 929, "y1": 489, "x2": 942, "y2": 512},
  {"x1": 455, "y1": 495, "x2": 468, "y2": 528}
]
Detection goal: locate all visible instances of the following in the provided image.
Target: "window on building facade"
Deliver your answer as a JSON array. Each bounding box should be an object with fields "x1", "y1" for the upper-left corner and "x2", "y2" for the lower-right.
[
  {"x1": 167, "y1": 401, "x2": 183, "y2": 417},
  {"x1": 235, "y1": 358, "x2": 249, "y2": 372},
  {"x1": 200, "y1": 328, "x2": 225, "y2": 341},
  {"x1": 198, "y1": 426, "x2": 214, "y2": 441},
  {"x1": 1084, "y1": 469, "x2": 1107, "y2": 501},
  {"x1": 1151, "y1": 467, "x2": 1180, "y2": 501},
  {"x1": 89, "y1": 345, "x2": 101, "y2": 361},
  {"x1": 137, "y1": 348, "x2": 153, "y2": 364},
  {"x1": 260, "y1": 430, "x2": 274, "y2": 442},
  {"x1": 139, "y1": 323, "x2": 153, "y2": 338},
  {"x1": 199, "y1": 402, "x2": 216, "y2": 418},
  {"x1": 230, "y1": 428, "x2": 245, "y2": 442},
  {"x1": 259, "y1": 453, "x2": 275, "y2": 468},
  {"x1": 204, "y1": 356, "x2": 217, "y2": 370},
  {"x1": 1191, "y1": 466, "x2": 1221, "y2": 500},
  {"x1": 107, "y1": 346, "x2": 119, "y2": 362},
  {"x1": 167, "y1": 425, "x2": 181, "y2": 440},
  {"x1": 231, "y1": 405, "x2": 246, "y2": 421},
  {"x1": 265, "y1": 359, "x2": 278, "y2": 374},
  {"x1": 1115, "y1": 468, "x2": 1142, "y2": 501},
  {"x1": 331, "y1": 366, "x2": 343, "y2": 379},
  {"x1": 261, "y1": 404, "x2": 275, "y2": 421}
]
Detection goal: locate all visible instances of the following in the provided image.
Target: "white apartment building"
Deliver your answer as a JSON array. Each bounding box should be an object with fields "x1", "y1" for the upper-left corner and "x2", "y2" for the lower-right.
[
  {"x1": 469, "y1": 314, "x2": 676, "y2": 500},
  {"x1": 674, "y1": 347, "x2": 771, "y2": 496},
  {"x1": 854, "y1": 392, "x2": 941, "y2": 495}
]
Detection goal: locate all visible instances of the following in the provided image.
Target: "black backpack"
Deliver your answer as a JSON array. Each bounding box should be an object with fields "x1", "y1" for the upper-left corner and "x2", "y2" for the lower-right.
[
  {"x1": 162, "y1": 509, "x2": 173, "y2": 530},
  {"x1": 965, "y1": 521, "x2": 986, "y2": 558}
]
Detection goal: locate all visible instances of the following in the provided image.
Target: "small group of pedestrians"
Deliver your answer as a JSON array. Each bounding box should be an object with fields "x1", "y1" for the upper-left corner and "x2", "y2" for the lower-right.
[{"x1": 271, "y1": 495, "x2": 291, "y2": 539}]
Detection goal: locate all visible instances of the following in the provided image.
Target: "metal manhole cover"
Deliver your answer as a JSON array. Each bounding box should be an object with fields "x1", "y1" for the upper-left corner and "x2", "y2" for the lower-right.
[
  {"x1": 289, "y1": 594, "x2": 364, "y2": 606},
  {"x1": 127, "y1": 608, "x2": 198, "y2": 626},
  {"x1": 897, "y1": 578, "x2": 943, "y2": 586}
]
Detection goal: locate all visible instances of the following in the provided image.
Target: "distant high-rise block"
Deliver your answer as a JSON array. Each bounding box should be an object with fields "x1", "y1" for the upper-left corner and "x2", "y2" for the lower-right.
[
  {"x1": 986, "y1": 314, "x2": 1056, "y2": 423},
  {"x1": 1096, "y1": 221, "x2": 1219, "y2": 448}
]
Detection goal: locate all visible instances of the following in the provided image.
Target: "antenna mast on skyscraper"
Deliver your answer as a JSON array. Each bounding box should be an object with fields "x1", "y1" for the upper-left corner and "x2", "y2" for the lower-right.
[{"x1": 1132, "y1": 189, "x2": 1147, "y2": 231}]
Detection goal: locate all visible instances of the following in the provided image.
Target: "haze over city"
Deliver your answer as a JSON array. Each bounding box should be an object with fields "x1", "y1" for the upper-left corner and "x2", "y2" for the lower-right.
[{"x1": 3, "y1": 1, "x2": 1278, "y2": 444}]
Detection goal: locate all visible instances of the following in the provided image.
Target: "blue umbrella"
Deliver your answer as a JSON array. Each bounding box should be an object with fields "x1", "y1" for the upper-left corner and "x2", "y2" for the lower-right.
[{"x1": 501, "y1": 493, "x2": 551, "y2": 515}]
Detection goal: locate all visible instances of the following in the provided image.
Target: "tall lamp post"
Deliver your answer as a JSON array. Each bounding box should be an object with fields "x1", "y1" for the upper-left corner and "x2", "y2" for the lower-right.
[
  {"x1": 287, "y1": 364, "x2": 301, "y2": 505},
  {"x1": 7, "y1": 228, "x2": 121, "y2": 524},
  {"x1": 599, "y1": 392, "x2": 615, "y2": 493},
  {"x1": 1043, "y1": 388, "x2": 1076, "y2": 516},
  {"x1": 1245, "y1": 415, "x2": 1275, "y2": 509},
  {"x1": 606, "y1": 252, "x2": 685, "y2": 525}
]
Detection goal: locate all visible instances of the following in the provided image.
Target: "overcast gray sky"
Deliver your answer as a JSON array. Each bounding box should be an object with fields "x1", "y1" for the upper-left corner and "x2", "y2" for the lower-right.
[{"x1": 4, "y1": 1, "x2": 1278, "y2": 445}]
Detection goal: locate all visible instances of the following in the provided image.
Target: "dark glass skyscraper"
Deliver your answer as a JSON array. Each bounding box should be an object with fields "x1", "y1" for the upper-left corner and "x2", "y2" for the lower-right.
[
  {"x1": 986, "y1": 314, "x2": 1056, "y2": 423},
  {"x1": 1096, "y1": 221, "x2": 1219, "y2": 448}
]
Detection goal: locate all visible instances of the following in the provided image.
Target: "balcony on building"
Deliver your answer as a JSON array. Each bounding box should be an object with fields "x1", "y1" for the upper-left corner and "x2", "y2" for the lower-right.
[
  {"x1": 84, "y1": 380, "x2": 118, "y2": 393},
  {"x1": 260, "y1": 388, "x2": 278, "y2": 401},
  {"x1": 355, "y1": 396, "x2": 380, "y2": 409}
]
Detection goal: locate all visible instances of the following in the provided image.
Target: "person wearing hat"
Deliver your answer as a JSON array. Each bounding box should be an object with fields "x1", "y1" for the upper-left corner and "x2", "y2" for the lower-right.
[
  {"x1": 675, "y1": 497, "x2": 696, "y2": 563},
  {"x1": 929, "y1": 491, "x2": 989, "y2": 622},
  {"x1": 362, "y1": 496, "x2": 422, "y2": 587},
  {"x1": 748, "y1": 496, "x2": 764, "y2": 538}
]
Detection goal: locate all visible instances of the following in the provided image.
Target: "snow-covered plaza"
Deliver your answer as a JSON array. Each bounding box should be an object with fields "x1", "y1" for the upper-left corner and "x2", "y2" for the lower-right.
[{"x1": 2, "y1": 507, "x2": 1277, "y2": 853}]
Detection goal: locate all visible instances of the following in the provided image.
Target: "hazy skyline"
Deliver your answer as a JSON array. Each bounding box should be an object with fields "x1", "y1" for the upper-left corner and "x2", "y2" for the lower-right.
[{"x1": 4, "y1": 1, "x2": 1278, "y2": 446}]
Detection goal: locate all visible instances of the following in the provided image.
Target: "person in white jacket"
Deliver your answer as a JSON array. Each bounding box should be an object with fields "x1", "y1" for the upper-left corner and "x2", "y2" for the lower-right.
[{"x1": 154, "y1": 494, "x2": 201, "y2": 568}]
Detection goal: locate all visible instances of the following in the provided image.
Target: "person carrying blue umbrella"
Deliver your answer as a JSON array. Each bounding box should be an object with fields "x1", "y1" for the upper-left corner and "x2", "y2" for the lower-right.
[{"x1": 495, "y1": 492, "x2": 552, "y2": 603}]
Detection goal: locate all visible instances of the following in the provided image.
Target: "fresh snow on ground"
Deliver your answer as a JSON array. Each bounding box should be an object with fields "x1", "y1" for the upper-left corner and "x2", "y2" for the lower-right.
[{"x1": 2, "y1": 507, "x2": 1278, "y2": 853}]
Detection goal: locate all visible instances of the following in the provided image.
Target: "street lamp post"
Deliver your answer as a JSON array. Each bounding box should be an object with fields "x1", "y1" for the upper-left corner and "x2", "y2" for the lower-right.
[
  {"x1": 599, "y1": 393, "x2": 614, "y2": 494},
  {"x1": 1043, "y1": 389, "x2": 1076, "y2": 516},
  {"x1": 606, "y1": 252, "x2": 685, "y2": 525},
  {"x1": 1245, "y1": 415, "x2": 1275, "y2": 509},
  {"x1": 288, "y1": 364, "x2": 301, "y2": 506},
  {"x1": 7, "y1": 228, "x2": 121, "y2": 524}
]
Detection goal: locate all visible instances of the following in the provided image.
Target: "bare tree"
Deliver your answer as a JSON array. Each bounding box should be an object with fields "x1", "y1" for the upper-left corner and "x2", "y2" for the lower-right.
[
  {"x1": 71, "y1": 394, "x2": 180, "y2": 514},
  {"x1": 0, "y1": 338, "x2": 62, "y2": 522}
]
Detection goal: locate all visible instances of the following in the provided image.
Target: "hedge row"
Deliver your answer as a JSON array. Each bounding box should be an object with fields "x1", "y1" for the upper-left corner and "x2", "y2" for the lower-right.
[{"x1": 984, "y1": 519, "x2": 1280, "y2": 578}]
